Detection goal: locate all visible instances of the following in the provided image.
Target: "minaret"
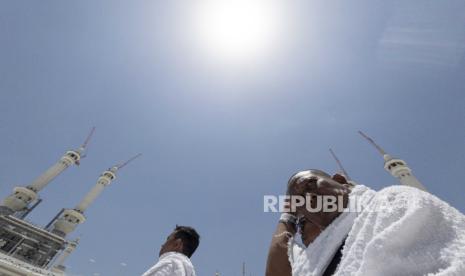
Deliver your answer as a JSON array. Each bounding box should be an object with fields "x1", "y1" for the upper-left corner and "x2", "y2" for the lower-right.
[
  {"x1": 358, "y1": 131, "x2": 427, "y2": 191},
  {"x1": 0, "y1": 128, "x2": 95, "y2": 215},
  {"x1": 50, "y1": 154, "x2": 141, "y2": 237},
  {"x1": 51, "y1": 238, "x2": 79, "y2": 273}
]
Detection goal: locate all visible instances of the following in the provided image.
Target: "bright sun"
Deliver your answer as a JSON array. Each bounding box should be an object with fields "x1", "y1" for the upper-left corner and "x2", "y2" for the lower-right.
[{"x1": 189, "y1": 0, "x2": 286, "y2": 64}]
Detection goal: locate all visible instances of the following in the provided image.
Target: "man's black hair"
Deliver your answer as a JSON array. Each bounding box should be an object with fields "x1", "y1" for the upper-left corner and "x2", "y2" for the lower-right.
[{"x1": 174, "y1": 225, "x2": 200, "y2": 258}]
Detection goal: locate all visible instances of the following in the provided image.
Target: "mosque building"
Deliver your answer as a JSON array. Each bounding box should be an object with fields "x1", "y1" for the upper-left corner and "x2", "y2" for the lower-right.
[{"x1": 0, "y1": 128, "x2": 139, "y2": 275}]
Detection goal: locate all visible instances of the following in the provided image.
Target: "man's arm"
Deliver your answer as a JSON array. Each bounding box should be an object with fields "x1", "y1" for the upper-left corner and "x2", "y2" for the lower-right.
[{"x1": 265, "y1": 218, "x2": 296, "y2": 276}]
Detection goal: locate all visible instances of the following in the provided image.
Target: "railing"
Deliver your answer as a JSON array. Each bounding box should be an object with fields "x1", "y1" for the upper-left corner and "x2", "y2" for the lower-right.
[{"x1": 0, "y1": 251, "x2": 61, "y2": 276}]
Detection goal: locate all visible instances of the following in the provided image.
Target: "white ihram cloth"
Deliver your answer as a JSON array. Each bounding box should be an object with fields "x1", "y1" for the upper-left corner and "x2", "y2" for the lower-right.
[
  {"x1": 289, "y1": 185, "x2": 465, "y2": 276},
  {"x1": 142, "y1": 252, "x2": 196, "y2": 276}
]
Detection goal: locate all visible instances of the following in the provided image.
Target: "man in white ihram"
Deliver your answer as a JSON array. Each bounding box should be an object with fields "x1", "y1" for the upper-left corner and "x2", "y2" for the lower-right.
[
  {"x1": 266, "y1": 169, "x2": 465, "y2": 276},
  {"x1": 142, "y1": 225, "x2": 199, "y2": 276}
]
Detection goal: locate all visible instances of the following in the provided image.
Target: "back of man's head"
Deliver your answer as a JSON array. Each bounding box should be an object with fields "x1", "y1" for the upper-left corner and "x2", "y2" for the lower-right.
[{"x1": 174, "y1": 225, "x2": 200, "y2": 258}]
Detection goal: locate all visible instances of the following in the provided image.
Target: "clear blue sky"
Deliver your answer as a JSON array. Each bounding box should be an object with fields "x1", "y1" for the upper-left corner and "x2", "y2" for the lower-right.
[{"x1": 1, "y1": 1, "x2": 464, "y2": 275}]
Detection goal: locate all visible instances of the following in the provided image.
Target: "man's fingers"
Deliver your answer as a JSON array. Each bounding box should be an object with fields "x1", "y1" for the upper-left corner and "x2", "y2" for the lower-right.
[{"x1": 332, "y1": 173, "x2": 348, "y2": 184}]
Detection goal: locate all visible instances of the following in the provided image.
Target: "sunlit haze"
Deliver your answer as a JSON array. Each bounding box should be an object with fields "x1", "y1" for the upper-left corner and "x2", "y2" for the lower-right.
[{"x1": 188, "y1": 0, "x2": 288, "y2": 64}]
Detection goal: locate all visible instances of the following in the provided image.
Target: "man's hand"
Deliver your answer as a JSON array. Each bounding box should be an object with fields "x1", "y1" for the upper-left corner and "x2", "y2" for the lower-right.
[{"x1": 265, "y1": 214, "x2": 296, "y2": 276}]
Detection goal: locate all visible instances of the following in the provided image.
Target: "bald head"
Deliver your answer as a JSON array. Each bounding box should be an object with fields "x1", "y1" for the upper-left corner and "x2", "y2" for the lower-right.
[
  {"x1": 287, "y1": 169, "x2": 348, "y2": 196},
  {"x1": 288, "y1": 169, "x2": 331, "y2": 186},
  {"x1": 286, "y1": 169, "x2": 352, "y2": 246}
]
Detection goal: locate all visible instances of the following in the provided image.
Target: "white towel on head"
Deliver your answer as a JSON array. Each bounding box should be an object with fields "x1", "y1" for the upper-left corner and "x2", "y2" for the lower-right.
[{"x1": 289, "y1": 185, "x2": 465, "y2": 276}]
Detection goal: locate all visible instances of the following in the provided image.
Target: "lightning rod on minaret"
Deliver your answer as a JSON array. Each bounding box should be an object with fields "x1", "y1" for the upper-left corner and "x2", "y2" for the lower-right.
[
  {"x1": 116, "y1": 153, "x2": 142, "y2": 170},
  {"x1": 80, "y1": 127, "x2": 96, "y2": 151},
  {"x1": 329, "y1": 148, "x2": 351, "y2": 181},
  {"x1": 358, "y1": 131, "x2": 386, "y2": 155},
  {"x1": 358, "y1": 130, "x2": 427, "y2": 191}
]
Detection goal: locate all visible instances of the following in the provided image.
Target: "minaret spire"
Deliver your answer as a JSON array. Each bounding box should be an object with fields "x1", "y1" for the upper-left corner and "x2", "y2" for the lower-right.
[
  {"x1": 0, "y1": 128, "x2": 96, "y2": 216},
  {"x1": 358, "y1": 131, "x2": 427, "y2": 191},
  {"x1": 28, "y1": 127, "x2": 95, "y2": 192},
  {"x1": 75, "y1": 153, "x2": 141, "y2": 213},
  {"x1": 329, "y1": 148, "x2": 351, "y2": 181},
  {"x1": 50, "y1": 154, "x2": 141, "y2": 237}
]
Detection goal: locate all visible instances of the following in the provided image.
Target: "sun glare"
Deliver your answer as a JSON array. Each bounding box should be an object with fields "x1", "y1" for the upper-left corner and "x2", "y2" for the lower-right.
[{"x1": 189, "y1": 0, "x2": 286, "y2": 64}]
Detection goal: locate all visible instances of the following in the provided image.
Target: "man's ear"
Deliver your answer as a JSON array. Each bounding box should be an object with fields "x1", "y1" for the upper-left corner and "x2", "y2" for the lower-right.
[
  {"x1": 332, "y1": 173, "x2": 348, "y2": 184},
  {"x1": 174, "y1": 238, "x2": 183, "y2": 252}
]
